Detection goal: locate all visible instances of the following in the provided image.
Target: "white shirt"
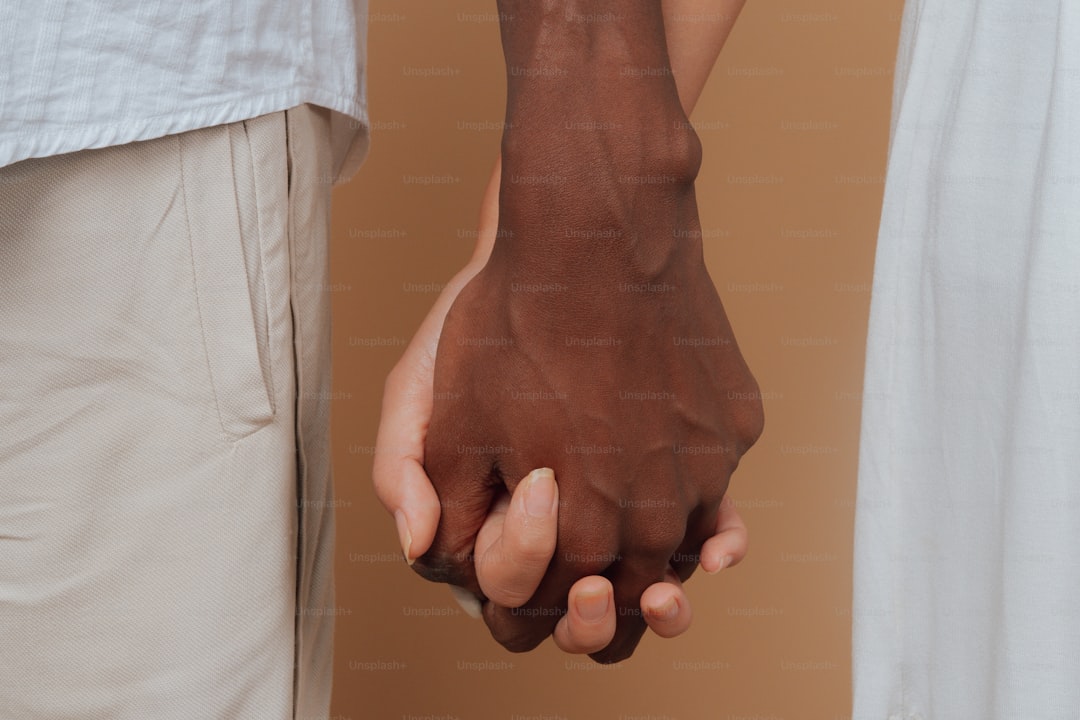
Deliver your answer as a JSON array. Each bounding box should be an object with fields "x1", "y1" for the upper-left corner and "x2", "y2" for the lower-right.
[
  {"x1": 854, "y1": 0, "x2": 1080, "y2": 717},
  {"x1": 0, "y1": 0, "x2": 369, "y2": 181}
]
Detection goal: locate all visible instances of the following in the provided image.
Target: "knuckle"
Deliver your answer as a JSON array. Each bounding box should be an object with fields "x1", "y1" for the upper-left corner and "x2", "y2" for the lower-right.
[
  {"x1": 477, "y1": 551, "x2": 547, "y2": 608},
  {"x1": 558, "y1": 547, "x2": 618, "y2": 576},
  {"x1": 481, "y1": 582, "x2": 532, "y2": 609},
  {"x1": 370, "y1": 470, "x2": 388, "y2": 500},
  {"x1": 487, "y1": 616, "x2": 552, "y2": 654},
  {"x1": 588, "y1": 639, "x2": 637, "y2": 665},
  {"x1": 670, "y1": 544, "x2": 702, "y2": 571},
  {"x1": 741, "y1": 400, "x2": 766, "y2": 450},
  {"x1": 370, "y1": 459, "x2": 394, "y2": 500},
  {"x1": 507, "y1": 525, "x2": 557, "y2": 564},
  {"x1": 700, "y1": 475, "x2": 732, "y2": 508},
  {"x1": 510, "y1": 547, "x2": 556, "y2": 578},
  {"x1": 556, "y1": 527, "x2": 619, "y2": 575},
  {"x1": 588, "y1": 618, "x2": 648, "y2": 664},
  {"x1": 622, "y1": 522, "x2": 685, "y2": 558},
  {"x1": 732, "y1": 380, "x2": 766, "y2": 453},
  {"x1": 495, "y1": 633, "x2": 546, "y2": 654}
]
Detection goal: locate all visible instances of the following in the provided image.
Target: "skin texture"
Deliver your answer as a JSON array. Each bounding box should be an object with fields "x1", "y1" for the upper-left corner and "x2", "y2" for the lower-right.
[
  {"x1": 409, "y1": 1, "x2": 764, "y2": 663},
  {"x1": 374, "y1": 158, "x2": 752, "y2": 655},
  {"x1": 373, "y1": 0, "x2": 754, "y2": 660}
]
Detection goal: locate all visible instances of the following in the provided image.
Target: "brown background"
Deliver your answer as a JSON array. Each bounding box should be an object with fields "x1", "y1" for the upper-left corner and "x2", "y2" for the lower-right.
[{"x1": 328, "y1": 0, "x2": 903, "y2": 718}]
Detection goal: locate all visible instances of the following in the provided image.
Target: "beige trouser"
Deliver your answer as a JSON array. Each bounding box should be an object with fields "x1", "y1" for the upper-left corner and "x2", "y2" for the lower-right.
[{"x1": 0, "y1": 105, "x2": 336, "y2": 719}]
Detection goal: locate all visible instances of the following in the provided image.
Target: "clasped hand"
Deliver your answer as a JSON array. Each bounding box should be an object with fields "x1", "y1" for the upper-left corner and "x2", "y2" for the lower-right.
[{"x1": 374, "y1": 150, "x2": 763, "y2": 663}]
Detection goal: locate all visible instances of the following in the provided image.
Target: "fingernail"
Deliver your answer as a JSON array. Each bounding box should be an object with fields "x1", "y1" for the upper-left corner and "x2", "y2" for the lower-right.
[
  {"x1": 394, "y1": 510, "x2": 413, "y2": 565},
  {"x1": 449, "y1": 585, "x2": 483, "y2": 620},
  {"x1": 706, "y1": 555, "x2": 732, "y2": 575},
  {"x1": 649, "y1": 597, "x2": 679, "y2": 621},
  {"x1": 575, "y1": 589, "x2": 609, "y2": 623},
  {"x1": 525, "y1": 468, "x2": 556, "y2": 518}
]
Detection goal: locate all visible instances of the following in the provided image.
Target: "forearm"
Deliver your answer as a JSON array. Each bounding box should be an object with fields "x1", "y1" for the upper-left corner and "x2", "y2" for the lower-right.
[
  {"x1": 493, "y1": 2, "x2": 694, "y2": 280},
  {"x1": 495, "y1": 0, "x2": 746, "y2": 158},
  {"x1": 477, "y1": 0, "x2": 745, "y2": 207},
  {"x1": 496, "y1": 2, "x2": 683, "y2": 128},
  {"x1": 489, "y1": 1, "x2": 745, "y2": 280}
]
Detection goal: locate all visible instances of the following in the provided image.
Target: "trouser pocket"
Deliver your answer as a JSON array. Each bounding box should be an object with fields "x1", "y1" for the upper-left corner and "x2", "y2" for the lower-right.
[{"x1": 179, "y1": 119, "x2": 276, "y2": 440}]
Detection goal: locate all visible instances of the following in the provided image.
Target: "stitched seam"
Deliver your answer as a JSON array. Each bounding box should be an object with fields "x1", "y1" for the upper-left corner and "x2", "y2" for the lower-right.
[
  {"x1": 176, "y1": 132, "x2": 231, "y2": 441},
  {"x1": 285, "y1": 107, "x2": 306, "y2": 720},
  {"x1": 242, "y1": 119, "x2": 278, "y2": 414}
]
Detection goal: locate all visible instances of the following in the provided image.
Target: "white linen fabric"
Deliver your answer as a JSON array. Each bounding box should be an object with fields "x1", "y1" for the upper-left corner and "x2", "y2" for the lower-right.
[
  {"x1": 853, "y1": 1, "x2": 1080, "y2": 718},
  {"x1": 0, "y1": 0, "x2": 369, "y2": 181}
]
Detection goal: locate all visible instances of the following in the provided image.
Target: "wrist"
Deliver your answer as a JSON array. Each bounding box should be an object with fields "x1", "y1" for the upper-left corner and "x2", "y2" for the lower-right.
[
  {"x1": 485, "y1": 222, "x2": 705, "y2": 291},
  {"x1": 477, "y1": 242, "x2": 713, "y2": 346},
  {"x1": 493, "y1": 119, "x2": 704, "y2": 281}
]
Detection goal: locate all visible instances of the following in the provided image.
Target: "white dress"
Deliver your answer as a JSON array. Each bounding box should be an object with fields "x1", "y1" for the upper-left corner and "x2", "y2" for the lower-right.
[{"x1": 854, "y1": 1, "x2": 1080, "y2": 718}]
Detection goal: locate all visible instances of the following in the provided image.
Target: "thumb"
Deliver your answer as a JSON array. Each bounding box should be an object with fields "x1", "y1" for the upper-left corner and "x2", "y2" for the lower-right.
[{"x1": 474, "y1": 468, "x2": 559, "y2": 608}]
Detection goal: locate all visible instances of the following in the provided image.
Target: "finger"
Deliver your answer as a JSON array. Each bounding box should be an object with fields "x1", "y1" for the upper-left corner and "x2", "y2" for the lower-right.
[
  {"x1": 552, "y1": 576, "x2": 617, "y2": 654},
  {"x1": 583, "y1": 510, "x2": 689, "y2": 664},
  {"x1": 669, "y1": 504, "x2": 710, "y2": 582},
  {"x1": 586, "y1": 558, "x2": 671, "y2": 664},
  {"x1": 482, "y1": 522, "x2": 620, "y2": 654},
  {"x1": 700, "y1": 495, "x2": 748, "y2": 574},
  {"x1": 475, "y1": 468, "x2": 559, "y2": 607},
  {"x1": 372, "y1": 366, "x2": 442, "y2": 563},
  {"x1": 640, "y1": 569, "x2": 693, "y2": 639}
]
